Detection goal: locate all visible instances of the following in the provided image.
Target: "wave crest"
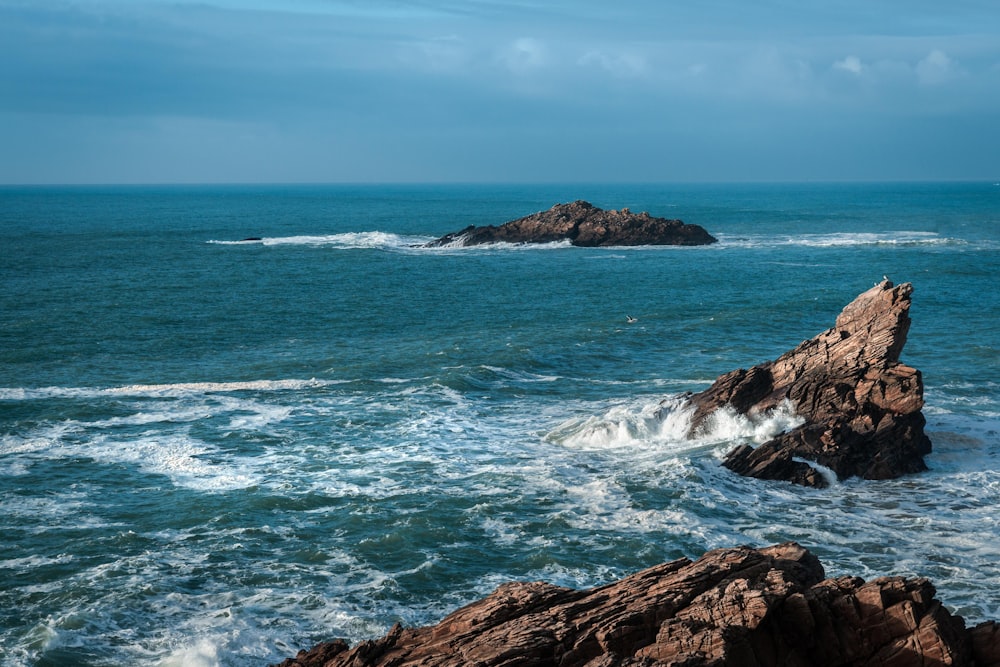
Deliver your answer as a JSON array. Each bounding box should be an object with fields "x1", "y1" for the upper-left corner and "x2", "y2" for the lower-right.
[{"x1": 546, "y1": 396, "x2": 803, "y2": 454}]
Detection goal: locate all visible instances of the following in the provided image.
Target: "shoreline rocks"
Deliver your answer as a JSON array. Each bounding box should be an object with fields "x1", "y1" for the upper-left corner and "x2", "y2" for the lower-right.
[
  {"x1": 423, "y1": 200, "x2": 717, "y2": 247},
  {"x1": 685, "y1": 280, "x2": 931, "y2": 487},
  {"x1": 272, "y1": 542, "x2": 999, "y2": 667}
]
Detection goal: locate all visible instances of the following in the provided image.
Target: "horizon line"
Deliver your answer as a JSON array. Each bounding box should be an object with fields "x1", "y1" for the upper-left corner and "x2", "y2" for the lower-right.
[{"x1": 2, "y1": 178, "x2": 998, "y2": 188}]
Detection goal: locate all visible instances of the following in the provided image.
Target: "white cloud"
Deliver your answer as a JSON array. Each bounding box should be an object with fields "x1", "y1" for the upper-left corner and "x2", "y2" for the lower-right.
[
  {"x1": 499, "y1": 37, "x2": 546, "y2": 72},
  {"x1": 578, "y1": 50, "x2": 647, "y2": 78},
  {"x1": 916, "y1": 49, "x2": 957, "y2": 85},
  {"x1": 687, "y1": 63, "x2": 708, "y2": 77},
  {"x1": 833, "y1": 55, "x2": 864, "y2": 74},
  {"x1": 402, "y1": 35, "x2": 469, "y2": 73}
]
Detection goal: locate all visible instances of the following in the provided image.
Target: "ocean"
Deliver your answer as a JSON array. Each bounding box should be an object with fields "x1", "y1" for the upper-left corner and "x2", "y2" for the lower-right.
[{"x1": 1, "y1": 182, "x2": 998, "y2": 666}]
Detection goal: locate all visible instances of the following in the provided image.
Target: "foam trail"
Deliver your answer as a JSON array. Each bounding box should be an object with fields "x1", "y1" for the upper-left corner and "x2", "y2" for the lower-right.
[
  {"x1": 715, "y1": 231, "x2": 966, "y2": 250},
  {"x1": 793, "y1": 457, "x2": 840, "y2": 486},
  {"x1": 423, "y1": 239, "x2": 574, "y2": 251},
  {"x1": 207, "y1": 232, "x2": 434, "y2": 249},
  {"x1": 106, "y1": 379, "x2": 331, "y2": 395},
  {"x1": 0, "y1": 378, "x2": 335, "y2": 400}
]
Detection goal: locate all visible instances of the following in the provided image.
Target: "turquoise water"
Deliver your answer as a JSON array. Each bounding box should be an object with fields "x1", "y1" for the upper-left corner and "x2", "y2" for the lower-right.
[{"x1": 2, "y1": 183, "x2": 999, "y2": 666}]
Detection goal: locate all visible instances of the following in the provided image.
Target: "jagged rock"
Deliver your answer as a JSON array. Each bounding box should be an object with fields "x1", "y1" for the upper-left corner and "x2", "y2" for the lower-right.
[
  {"x1": 423, "y1": 200, "x2": 717, "y2": 247},
  {"x1": 272, "y1": 542, "x2": 999, "y2": 667},
  {"x1": 684, "y1": 280, "x2": 931, "y2": 487}
]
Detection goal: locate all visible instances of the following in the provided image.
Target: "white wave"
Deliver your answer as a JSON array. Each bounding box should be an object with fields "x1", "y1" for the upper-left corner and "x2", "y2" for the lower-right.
[
  {"x1": 0, "y1": 553, "x2": 75, "y2": 571},
  {"x1": 546, "y1": 396, "x2": 803, "y2": 453},
  {"x1": 88, "y1": 433, "x2": 261, "y2": 491},
  {"x1": 481, "y1": 365, "x2": 560, "y2": 383},
  {"x1": 105, "y1": 378, "x2": 332, "y2": 396},
  {"x1": 716, "y1": 231, "x2": 966, "y2": 249},
  {"x1": 157, "y1": 639, "x2": 219, "y2": 667},
  {"x1": 694, "y1": 400, "x2": 805, "y2": 445},
  {"x1": 207, "y1": 232, "x2": 433, "y2": 249},
  {"x1": 546, "y1": 396, "x2": 694, "y2": 451},
  {"x1": 2, "y1": 424, "x2": 262, "y2": 492},
  {"x1": 423, "y1": 238, "x2": 575, "y2": 251},
  {"x1": 0, "y1": 378, "x2": 334, "y2": 400},
  {"x1": 479, "y1": 516, "x2": 525, "y2": 545},
  {"x1": 792, "y1": 457, "x2": 840, "y2": 486}
]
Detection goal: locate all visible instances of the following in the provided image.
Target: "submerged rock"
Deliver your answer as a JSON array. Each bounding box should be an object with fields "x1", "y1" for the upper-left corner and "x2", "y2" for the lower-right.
[
  {"x1": 272, "y1": 542, "x2": 998, "y2": 667},
  {"x1": 686, "y1": 280, "x2": 931, "y2": 487},
  {"x1": 423, "y1": 200, "x2": 717, "y2": 247}
]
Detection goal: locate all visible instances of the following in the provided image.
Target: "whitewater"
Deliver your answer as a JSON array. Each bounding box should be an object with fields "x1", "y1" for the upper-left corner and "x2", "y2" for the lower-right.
[{"x1": 1, "y1": 183, "x2": 998, "y2": 666}]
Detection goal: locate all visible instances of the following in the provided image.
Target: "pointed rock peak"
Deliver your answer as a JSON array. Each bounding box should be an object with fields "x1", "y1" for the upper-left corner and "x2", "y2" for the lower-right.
[{"x1": 832, "y1": 279, "x2": 913, "y2": 364}]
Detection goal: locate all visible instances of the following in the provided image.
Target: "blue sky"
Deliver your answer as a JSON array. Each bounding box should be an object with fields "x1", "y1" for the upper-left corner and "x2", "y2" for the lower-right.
[{"x1": 2, "y1": 0, "x2": 998, "y2": 183}]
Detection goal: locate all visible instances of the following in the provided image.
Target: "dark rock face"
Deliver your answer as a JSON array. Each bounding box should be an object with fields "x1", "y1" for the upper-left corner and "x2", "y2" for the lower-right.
[
  {"x1": 423, "y1": 200, "x2": 717, "y2": 247},
  {"x1": 685, "y1": 280, "x2": 931, "y2": 487},
  {"x1": 272, "y1": 542, "x2": 999, "y2": 667}
]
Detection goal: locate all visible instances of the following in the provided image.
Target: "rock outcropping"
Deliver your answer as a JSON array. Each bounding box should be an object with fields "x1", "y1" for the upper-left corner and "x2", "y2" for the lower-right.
[
  {"x1": 273, "y1": 542, "x2": 999, "y2": 667},
  {"x1": 686, "y1": 280, "x2": 931, "y2": 487},
  {"x1": 423, "y1": 200, "x2": 717, "y2": 247}
]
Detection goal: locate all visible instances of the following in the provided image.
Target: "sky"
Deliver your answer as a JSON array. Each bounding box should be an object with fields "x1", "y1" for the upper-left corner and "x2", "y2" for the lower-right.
[{"x1": 1, "y1": 0, "x2": 999, "y2": 183}]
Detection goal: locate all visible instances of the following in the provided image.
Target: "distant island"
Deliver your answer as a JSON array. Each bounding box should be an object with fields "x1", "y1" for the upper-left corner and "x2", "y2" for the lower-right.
[{"x1": 423, "y1": 200, "x2": 717, "y2": 247}]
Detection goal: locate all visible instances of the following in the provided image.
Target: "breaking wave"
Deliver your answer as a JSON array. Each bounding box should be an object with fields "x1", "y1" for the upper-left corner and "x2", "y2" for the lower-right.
[{"x1": 545, "y1": 395, "x2": 804, "y2": 454}]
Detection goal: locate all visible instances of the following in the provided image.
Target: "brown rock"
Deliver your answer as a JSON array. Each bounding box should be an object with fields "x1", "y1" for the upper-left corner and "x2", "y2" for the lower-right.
[
  {"x1": 684, "y1": 280, "x2": 931, "y2": 487},
  {"x1": 970, "y1": 621, "x2": 1000, "y2": 667},
  {"x1": 271, "y1": 542, "x2": 988, "y2": 667},
  {"x1": 422, "y1": 200, "x2": 717, "y2": 247}
]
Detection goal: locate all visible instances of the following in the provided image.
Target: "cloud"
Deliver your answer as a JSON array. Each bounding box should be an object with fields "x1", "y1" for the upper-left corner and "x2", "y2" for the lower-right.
[
  {"x1": 499, "y1": 37, "x2": 547, "y2": 72},
  {"x1": 2, "y1": 1, "x2": 1000, "y2": 183},
  {"x1": 833, "y1": 55, "x2": 864, "y2": 74},
  {"x1": 916, "y1": 49, "x2": 959, "y2": 85},
  {"x1": 401, "y1": 35, "x2": 470, "y2": 73},
  {"x1": 578, "y1": 50, "x2": 648, "y2": 78}
]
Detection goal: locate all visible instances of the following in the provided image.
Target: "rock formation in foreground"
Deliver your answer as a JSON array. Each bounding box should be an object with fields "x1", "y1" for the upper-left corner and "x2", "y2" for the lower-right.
[
  {"x1": 423, "y1": 200, "x2": 717, "y2": 247},
  {"x1": 685, "y1": 280, "x2": 931, "y2": 487},
  {"x1": 272, "y1": 542, "x2": 999, "y2": 667}
]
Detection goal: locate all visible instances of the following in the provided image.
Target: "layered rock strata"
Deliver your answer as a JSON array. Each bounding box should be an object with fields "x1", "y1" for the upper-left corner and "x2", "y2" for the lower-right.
[
  {"x1": 423, "y1": 200, "x2": 717, "y2": 247},
  {"x1": 686, "y1": 280, "x2": 931, "y2": 487},
  {"x1": 273, "y1": 542, "x2": 999, "y2": 667}
]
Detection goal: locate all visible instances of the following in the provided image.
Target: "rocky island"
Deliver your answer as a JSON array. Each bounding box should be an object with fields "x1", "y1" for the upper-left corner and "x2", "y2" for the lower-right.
[
  {"x1": 423, "y1": 200, "x2": 717, "y2": 247},
  {"x1": 685, "y1": 279, "x2": 930, "y2": 487},
  {"x1": 273, "y1": 543, "x2": 999, "y2": 667}
]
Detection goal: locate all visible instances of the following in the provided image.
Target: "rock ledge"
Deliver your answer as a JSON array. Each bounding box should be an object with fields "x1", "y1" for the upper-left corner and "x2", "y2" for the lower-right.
[{"x1": 272, "y1": 542, "x2": 999, "y2": 667}]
